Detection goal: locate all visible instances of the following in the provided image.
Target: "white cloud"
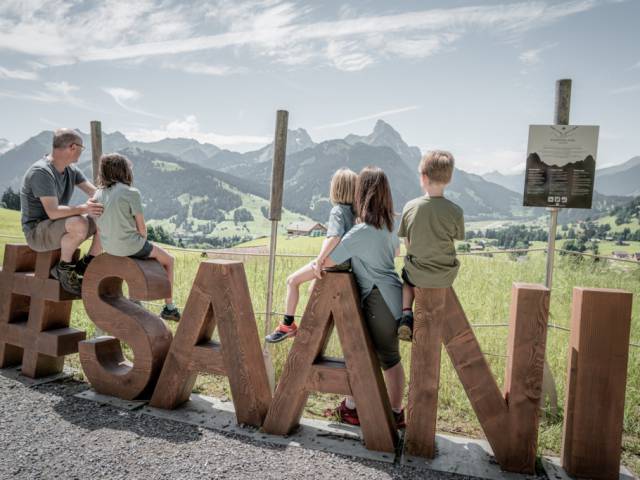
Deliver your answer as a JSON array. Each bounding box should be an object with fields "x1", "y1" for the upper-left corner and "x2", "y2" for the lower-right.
[
  {"x1": 162, "y1": 61, "x2": 247, "y2": 76},
  {"x1": 609, "y1": 83, "x2": 640, "y2": 95},
  {"x1": 103, "y1": 87, "x2": 166, "y2": 119},
  {"x1": 519, "y1": 43, "x2": 558, "y2": 65},
  {"x1": 314, "y1": 106, "x2": 420, "y2": 130},
  {"x1": 0, "y1": 80, "x2": 86, "y2": 107},
  {"x1": 0, "y1": 66, "x2": 39, "y2": 80},
  {"x1": 326, "y1": 41, "x2": 375, "y2": 72},
  {"x1": 455, "y1": 148, "x2": 525, "y2": 174},
  {"x1": 0, "y1": 0, "x2": 607, "y2": 73},
  {"x1": 126, "y1": 115, "x2": 271, "y2": 150}
]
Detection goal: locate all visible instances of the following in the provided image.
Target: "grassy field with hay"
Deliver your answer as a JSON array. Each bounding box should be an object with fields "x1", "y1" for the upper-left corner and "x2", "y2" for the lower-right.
[{"x1": 0, "y1": 207, "x2": 638, "y2": 472}]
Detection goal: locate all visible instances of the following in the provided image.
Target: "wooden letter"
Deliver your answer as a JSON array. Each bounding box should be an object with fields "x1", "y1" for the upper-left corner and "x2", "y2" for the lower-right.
[
  {"x1": 0, "y1": 245, "x2": 85, "y2": 377},
  {"x1": 79, "y1": 254, "x2": 172, "y2": 400},
  {"x1": 262, "y1": 272, "x2": 398, "y2": 453},
  {"x1": 405, "y1": 284, "x2": 549, "y2": 474},
  {"x1": 150, "y1": 260, "x2": 271, "y2": 427},
  {"x1": 561, "y1": 288, "x2": 632, "y2": 480}
]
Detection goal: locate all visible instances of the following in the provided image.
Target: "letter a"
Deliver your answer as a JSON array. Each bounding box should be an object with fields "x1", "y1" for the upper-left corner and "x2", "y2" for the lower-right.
[
  {"x1": 150, "y1": 260, "x2": 271, "y2": 428},
  {"x1": 262, "y1": 271, "x2": 397, "y2": 453}
]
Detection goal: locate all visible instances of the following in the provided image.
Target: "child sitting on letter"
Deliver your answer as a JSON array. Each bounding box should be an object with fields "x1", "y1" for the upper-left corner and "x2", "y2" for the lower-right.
[
  {"x1": 93, "y1": 153, "x2": 181, "y2": 321},
  {"x1": 397, "y1": 150, "x2": 464, "y2": 341},
  {"x1": 265, "y1": 167, "x2": 357, "y2": 342}
]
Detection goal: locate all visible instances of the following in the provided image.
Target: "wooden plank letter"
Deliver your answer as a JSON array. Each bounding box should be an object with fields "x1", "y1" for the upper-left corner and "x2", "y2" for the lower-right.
[
  {"x1": 404, "y1": 284, "x2": 549, "y2": 474},
  {"x1": 0, "y1": 244, "x2": 85, "y2": 378},
  {"x1": 561, "y1": 288, "x2": 633, "y2": 480},
  {"x1": 262, "y1": 272, "x2": 397, "y2": 453},
  {"x1": 150, "y1": 260, "x2": 271, "y2": 427},
  {"x1": 79, "y1": 254, "x2": 173, "y2": 400}
]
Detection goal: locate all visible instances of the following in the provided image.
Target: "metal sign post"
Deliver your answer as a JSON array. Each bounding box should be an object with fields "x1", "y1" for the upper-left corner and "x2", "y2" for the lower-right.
[
  {"x1": 90, "y1": 121, "x2": 104, "y2": 338},
  {"x1": 264, "y1": 110, "x2": 288, "y2": 393}
]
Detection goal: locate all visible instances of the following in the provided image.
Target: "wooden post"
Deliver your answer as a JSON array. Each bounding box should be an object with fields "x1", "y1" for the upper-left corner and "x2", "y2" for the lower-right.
[
  {"x1": 541, "y1": 79, "x2": 572, "y2": 416},
  {"x1": 263, "y1": 109, "x2": 288, "y2": 392},
  {"x1": 561, "y1": 288, "x2": 632, "y2": 480},
  {"x1": 90, "y1": 120, "x2": 102, "y2": 184},
  {"x1": 404, "y1": 284, "x2": 549, "y2": 473},
  {"x1": 262, "y1": 272, "x2": 398, "y2": 453},
  {"x1": 150, "y1": 260, "x2": 271, "y2": 427},
  {"x1": 79, "y1": 254, "x2": 173, "y2": 400},
  {"x1": 0, "y1": 245, "x2": 86, "y2": 377}
]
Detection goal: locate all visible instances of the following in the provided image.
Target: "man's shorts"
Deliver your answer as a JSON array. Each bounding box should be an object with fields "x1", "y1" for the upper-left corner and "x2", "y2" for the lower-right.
[
  {"x1": 129, "y1": 240, "x2": 154, "y2": 260},
  {"x1": 25, "y1": 216, "x2": 97, "y2": 252},
  {"x1": 401, "y1": 267, "x2": 415, "y2": 288}
]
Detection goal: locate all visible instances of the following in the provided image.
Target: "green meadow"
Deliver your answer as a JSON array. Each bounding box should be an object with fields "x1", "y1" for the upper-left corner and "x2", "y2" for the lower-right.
[{"x1": 0, "y1": 207, "x2": 638, "y2": 472}]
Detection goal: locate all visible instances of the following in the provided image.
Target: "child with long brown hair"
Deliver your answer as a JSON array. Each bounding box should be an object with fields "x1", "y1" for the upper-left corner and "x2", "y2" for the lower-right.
[
  {"x1": 265, "y1": 167, "x2": 357, "y2": 343},
  {"x1": 317, "y1": 166, "x2": 406, "y2": 428},
  {"x1": 92, "y1": 153, "x2": 180, "y2": 321}
]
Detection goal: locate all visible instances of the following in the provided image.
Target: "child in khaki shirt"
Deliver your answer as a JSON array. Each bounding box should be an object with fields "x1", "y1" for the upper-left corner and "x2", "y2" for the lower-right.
[{"x1": 397, "y1": 150, "x2": 465, "y2": 341}]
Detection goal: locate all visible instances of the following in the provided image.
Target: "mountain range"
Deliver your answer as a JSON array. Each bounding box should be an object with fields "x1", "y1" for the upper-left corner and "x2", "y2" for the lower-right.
[{"x1": 1, "y1": 121, "x2": 637, "y2": 240}]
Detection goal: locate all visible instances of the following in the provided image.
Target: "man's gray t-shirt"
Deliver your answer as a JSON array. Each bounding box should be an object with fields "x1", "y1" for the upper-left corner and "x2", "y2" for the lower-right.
[
  {"x1": 326, "y1": 203, "x2": 355, "y2": 238},
  {"x1": 20, "y1": 156, "x2": 87, "y2": 233},
  {"x1": 329, "y1": 223, "x2": 402, "y2": 319}
]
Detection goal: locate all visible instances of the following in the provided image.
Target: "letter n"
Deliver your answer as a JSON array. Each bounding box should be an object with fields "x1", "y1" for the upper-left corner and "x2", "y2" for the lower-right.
[
  {"x1": 79, "y1": 254, "x2": 173, "y2": 400},
  {"x1": 262, "y1": 271, "x2": 397, "y2": 453},
  {"x1": 405, "y1": 284, "x2": 549, "y2": 474},
  {"x1": 150, "y1": 260, "x2": 271, "y2": 428}
]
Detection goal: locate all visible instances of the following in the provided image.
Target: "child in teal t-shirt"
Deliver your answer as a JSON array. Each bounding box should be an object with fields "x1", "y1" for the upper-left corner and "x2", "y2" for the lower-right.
[{"x1": 93, "y1": 153, "x2": 180, "y2": 321}]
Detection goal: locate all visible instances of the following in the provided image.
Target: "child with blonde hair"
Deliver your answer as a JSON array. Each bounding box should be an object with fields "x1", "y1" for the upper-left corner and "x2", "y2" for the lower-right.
[
  {"x1": 266, "y1": 167, "x2": 357, "y2": 342},
  {"x1": 397, "y1": 150, "x2": 464, "y2": 341},
  {"x1": 92, "y1": 153, "x2": 181, "y2": 321}
]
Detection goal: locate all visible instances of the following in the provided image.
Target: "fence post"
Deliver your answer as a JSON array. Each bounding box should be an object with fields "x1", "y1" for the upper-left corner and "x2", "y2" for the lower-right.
[
  {"x1": 541, "y1": 79, "x2": 572, "y2": 415},
  {"x1": 264, "y1": 110, "x2": 288, "y2": 392},
  {"x1": 89, "y1": 121, "x2": 104, "y2": 338}
]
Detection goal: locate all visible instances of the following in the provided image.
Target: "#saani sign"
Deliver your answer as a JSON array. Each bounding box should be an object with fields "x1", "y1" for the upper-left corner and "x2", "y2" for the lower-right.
[{"x1": 523, "y1": 125, "x2": 599, "y2": 209}]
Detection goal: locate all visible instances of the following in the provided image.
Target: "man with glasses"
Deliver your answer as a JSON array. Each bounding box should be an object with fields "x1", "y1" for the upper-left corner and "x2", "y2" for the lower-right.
[{"x1": 20, "y1": 128, "x2": 103, "y2": 295}]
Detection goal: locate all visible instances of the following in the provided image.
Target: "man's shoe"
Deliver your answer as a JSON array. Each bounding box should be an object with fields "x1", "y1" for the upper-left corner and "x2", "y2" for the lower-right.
[
  {"x1": 265, "y1": 323, "x2": 297, "y2": 343},
  {"x1": 160, "y1": 305, "x2": 181, "y2": 321},
  {"x1": 75, "y1": 255, "x2": 94, "y2": 276},
  {"x1": 51, "y1": 264, "x2": 82, "y2": 297},
  {"x1": 397, "y1": 314, "x2": 414, "y2": 342},
  {"x1": 335, "y1": 399, "x2": 360, "y2": 426}
]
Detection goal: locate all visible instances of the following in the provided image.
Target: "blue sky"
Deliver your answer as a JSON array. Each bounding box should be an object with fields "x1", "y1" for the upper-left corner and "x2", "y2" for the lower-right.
[{"x1": 0, "y1": 0, "x2": 638, "y2": 174}]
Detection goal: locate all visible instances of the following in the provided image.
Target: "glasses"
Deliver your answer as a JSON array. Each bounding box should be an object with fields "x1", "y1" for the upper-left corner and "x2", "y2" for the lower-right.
[{"x1": 71, "y1": 143, "x2": 86, "y2": 151}]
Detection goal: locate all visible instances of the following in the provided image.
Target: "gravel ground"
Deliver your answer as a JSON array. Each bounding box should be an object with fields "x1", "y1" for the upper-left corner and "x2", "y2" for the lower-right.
[{"x1": 0, "y1": 375, "x2": 472, "y2": 480}]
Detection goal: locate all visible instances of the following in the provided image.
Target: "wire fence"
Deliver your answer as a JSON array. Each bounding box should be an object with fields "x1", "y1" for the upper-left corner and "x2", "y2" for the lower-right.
[{"x1": 0, "y1": 231, "x2": 638, "y2": 349}]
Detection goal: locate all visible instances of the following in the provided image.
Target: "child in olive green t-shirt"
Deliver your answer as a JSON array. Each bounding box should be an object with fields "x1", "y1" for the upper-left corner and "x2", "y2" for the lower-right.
[
  {"x1": 93, "y1": 153, "x2": 181, "y2": 322},
  {"x1": 397, "y1": 150, "x2": 465, "y2": 341}
]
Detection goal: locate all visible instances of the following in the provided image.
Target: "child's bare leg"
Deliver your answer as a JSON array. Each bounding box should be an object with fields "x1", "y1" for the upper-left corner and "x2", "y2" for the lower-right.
[
  {"x1": 402, "y1": 282, "x2": 415, "y2": 311},
  {"x1": 285, "y1": 262, "x2": 318, "y2": 317},
  {"x1": 147, "y1": 244, "x2": 175, "y2": 304}
]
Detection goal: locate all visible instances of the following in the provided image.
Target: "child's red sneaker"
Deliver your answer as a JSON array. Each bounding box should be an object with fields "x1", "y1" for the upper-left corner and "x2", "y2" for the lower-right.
[{"x1": 265, "y1": 323, "x2": 298, "y2": 343}]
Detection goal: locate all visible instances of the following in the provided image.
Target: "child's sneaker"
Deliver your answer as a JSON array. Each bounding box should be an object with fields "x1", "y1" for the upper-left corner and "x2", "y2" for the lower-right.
[
  {"x1": 394, "y1": 409, "x2": 406, "y2": 429},
  {"x1": 397, "y1": 314, "x2": 413, "y2": 342},
  {"x1": 160, "y1": 305, "x2": 181, "y2": 321},
  {"x1": 335, "y1": 399, "x2": 360, "y2": 426},
  {"x1": 265, "y1": 323, "x2": 297, "y2": 343}
]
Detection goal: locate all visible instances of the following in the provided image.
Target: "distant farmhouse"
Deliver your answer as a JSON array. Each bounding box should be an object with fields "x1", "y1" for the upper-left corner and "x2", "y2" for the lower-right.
[
  {"x1": 286, "y1": 222, "x2": 327, "y2": 237},
  {"x1": 611, "y1": 251, "x2": 631, "y2": 259}
]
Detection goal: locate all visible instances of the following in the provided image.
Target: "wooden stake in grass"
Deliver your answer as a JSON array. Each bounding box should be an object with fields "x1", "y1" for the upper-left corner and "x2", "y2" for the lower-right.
[{"x1": 263, "y1": 109, "x2": 288, "y2": 393}]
